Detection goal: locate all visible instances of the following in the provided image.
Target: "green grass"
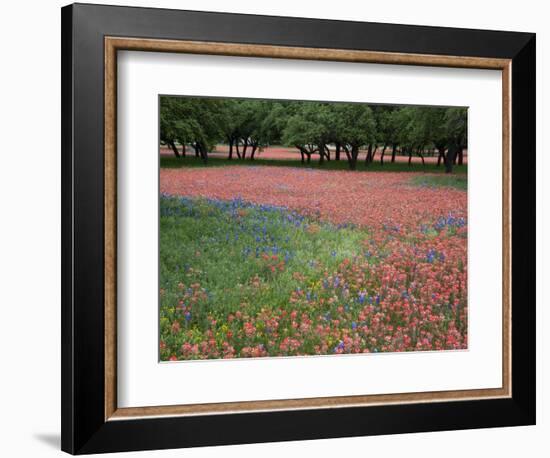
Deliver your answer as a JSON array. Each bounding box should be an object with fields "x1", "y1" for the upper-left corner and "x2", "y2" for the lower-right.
[
  {"x1": 160, "y1": 155, "x2": 468, "y2": 174},
  {"x1": 159, "y1": 196, "x2": 370, "y2": 356},
  {"x1": 409, "y1": 174, "x2": 468, "y2": 190},
  {"x1": 160, "y1": 196, "x2": 368, "y2": 319}
]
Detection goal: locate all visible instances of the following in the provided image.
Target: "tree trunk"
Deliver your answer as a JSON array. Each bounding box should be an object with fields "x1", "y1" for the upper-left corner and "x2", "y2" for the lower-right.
[
  {"x1": 335, "y1": 143, "x2": 341, "y2": 161},
  {"x1": 228, "y1": 140, "x2": 234, "y2": 160},
  {"x1": 297, "y1": 146, "x2": 305, "y2": 163},
  {"x1": 457, "y1": 148, "x2": 464, "y2": 165},
  {"x1": 193, "y1": 143, "x2": 200, "y2": 158},
  {"x1": 250, "y1": 144, "x2": 258, "y2": 160},
  {"x1": 325, "y1": 145, "x2": 331, "y2": 161},
  {"x1": 318, "y1": 143, "x2": 325, "y2": 164},
  {"x1": 417, "y1": 147, "x2": 425, "y2": 165},
  {"x1": 445, "y1": 143, "x2": 460, "y2": 173},
  {"x1": 391, "y1": 143, "x2": 397, "y2": 163},
  {"x1": 365, "y1": 144, "x2": 373, "y2": 164},
  {"x1": 437, "y1": 147, "x2": 446, "y2": 166},
  {"x1": 235, "y1": 141, "x2": 241, "y2": 159},
  {"x1": 342, "y1": 145, "x2": 351, "y2": 162},
  {"x1": 408, "y1": 148, "x2": 413, "y2": 166},
  {"x1": 168, "y1": 141, "x2": 181, "y2": 158},
  {"x1": 241, "y1": 139, "x2": 248, "y2": 159},
  {"x1": 380, "y1": 144, "x2": 387, "y2": 165},
  {"x1": 349, "y1": 146, "x2": 359, "y2": 170},
  {"x1": 199, "y1": 143, "x2": 208, "y2": 164},
  {"x1": 453, "y1": 150, "x2": 458, "y2": 165}
]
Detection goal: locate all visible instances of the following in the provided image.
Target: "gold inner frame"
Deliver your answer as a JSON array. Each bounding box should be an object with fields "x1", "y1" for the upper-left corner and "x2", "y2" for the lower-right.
[{"x1": 104, "y1": 37, "x2": 512, "y2": 421}]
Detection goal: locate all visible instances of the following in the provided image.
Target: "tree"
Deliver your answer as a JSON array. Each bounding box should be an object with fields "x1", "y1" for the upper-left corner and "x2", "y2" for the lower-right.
[
  {"x1": 160, "y1": 97, "x2": 199, "y2": 158},
  {"x1": 443, "y1": 107, "x2": 467, "y2": 173},
  {"x1": 247, "y1": 101, "x2": 280, "y2": 160},
  {"x1": 260, "y1": 102, "x2": 291, "y2": 147},
  {"x1": 282, "y1": 102, "x2": 320, "y2": 164},
  {"x1": 159, "y1": 96, "x2": 225, "y2": 163},
  {"x1": 428, "y1": 108, "x2": 449, "y2": 167},
  {"x1": 374, "y1": 106, "x2": 399, "y2": 165},
  {"x1": 332, "y1": 103, "x2": 377, "y2": 170},
  {"x1": 160, "y1": 95, "x2": 467, "y2": 171},
  {"x1": 189, "y1": 98, "x2": 226, "y2": 163},
  {"x1": 220, "y1": 99, "x2": 242, "y2": 160},
  {"x1": 233, "y1": 100, "x2": 257, "y2": 159},
  {"x1": 364, "y1": 106, "x2": 385, "y2": 165},
  {"x1": 394, "y1": 106, "x2": 443, "y2": 166}
]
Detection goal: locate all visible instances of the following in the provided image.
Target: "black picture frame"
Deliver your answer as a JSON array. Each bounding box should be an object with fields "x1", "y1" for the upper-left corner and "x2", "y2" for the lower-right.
[{"x1": 61, "y1": 3, "x2": 536, "y2": 454}]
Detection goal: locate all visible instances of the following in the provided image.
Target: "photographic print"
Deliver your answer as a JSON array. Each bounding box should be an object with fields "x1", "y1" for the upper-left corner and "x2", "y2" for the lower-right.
[
  {"x1": 62, "y1": 6, "x2": 535, "y2": 451},
  {"x1": 159, "y1": 96, "x2": 468, "y2": 361}
]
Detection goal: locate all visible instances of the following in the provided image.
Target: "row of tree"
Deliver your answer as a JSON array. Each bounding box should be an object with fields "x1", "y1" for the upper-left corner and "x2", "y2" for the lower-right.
[{"x1": 160, "y1": 97, "x2": 467, "y2": 172}]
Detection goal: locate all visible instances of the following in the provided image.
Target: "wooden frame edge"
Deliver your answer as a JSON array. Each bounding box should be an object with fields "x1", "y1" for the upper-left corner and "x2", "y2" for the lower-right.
[
  {"x1": 109, "y1": 388, "x2": 510, "y2": 420},
  {"x1": 105, "y1": 38, "x2": 117, "y2": 420},
  {"x1": 502, "y1": 61, "x2": 512, "y2": 401},
  {"x1": 106, "y1": 36, "x2": 511, "y2": 69},
  {"x1": 104, "y1": 36, "x2": 512, "y2": 421}
]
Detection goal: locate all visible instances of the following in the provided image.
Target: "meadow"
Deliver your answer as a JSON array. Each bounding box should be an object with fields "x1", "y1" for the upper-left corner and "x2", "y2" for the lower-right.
[{"x1": 159, "y1": 164, "x2": 468, "y2": 360}]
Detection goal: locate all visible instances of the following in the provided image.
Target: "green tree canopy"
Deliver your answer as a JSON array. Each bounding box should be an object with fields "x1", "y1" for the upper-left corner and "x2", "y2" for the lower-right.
[{"x1": 160, "y1": 96, "x2": 467, "y2": 172}]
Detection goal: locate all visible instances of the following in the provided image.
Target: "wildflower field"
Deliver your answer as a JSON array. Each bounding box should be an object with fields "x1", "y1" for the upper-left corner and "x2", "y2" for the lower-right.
[{"x1": 159, "y1": 165, "x2": 468, "y2": 361}]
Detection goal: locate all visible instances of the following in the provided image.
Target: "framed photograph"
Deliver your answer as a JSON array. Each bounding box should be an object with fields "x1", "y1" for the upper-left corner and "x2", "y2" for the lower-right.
[{"x1": 61, "y1": 3, "x2": 536, "y2": 454}]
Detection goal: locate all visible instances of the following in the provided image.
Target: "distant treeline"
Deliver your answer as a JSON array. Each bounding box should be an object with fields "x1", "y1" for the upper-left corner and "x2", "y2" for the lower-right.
[{"x1": 160, "y1": 97, "x2": 467, "y2": 172}]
